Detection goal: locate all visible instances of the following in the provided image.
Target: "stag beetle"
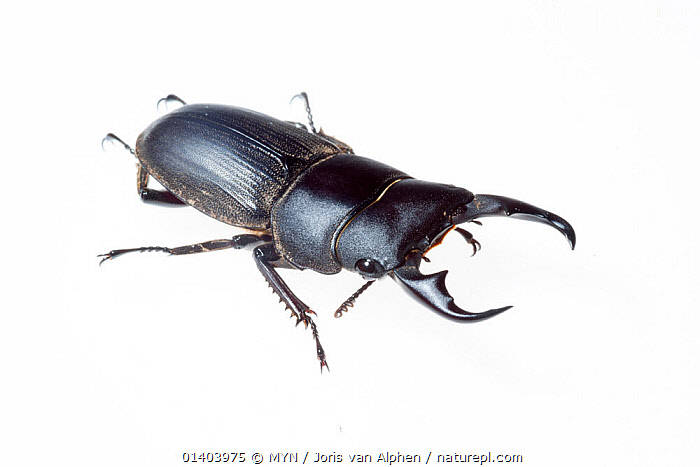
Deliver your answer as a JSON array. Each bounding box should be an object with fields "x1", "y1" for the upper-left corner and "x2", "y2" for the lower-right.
[{"x1": 100, "y1": 93, "x2": 575, "y2": 371}]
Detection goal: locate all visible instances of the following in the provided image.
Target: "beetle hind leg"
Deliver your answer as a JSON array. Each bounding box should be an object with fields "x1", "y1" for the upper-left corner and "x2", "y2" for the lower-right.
[
  {"x1": 137, "y1": 164, "x2": 187, "y2": 206},
  {"x1": 253, "y1": 243, "x2": 329, "y2": 372},
  {"x1": 102, "y1": 133, "x2": 135, "y2": 155},
  {"x1": 101, "y1": 132, "x2": 186, "y2": 207},
  {"x1": 156, "y1": 94, "x2": 187, "y2": 111}
]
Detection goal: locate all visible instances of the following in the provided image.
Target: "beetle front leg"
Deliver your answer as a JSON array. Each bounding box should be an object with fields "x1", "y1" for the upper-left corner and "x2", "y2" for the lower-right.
[{"x1": 253, "y1": 243, "x2": 328, "y2": 372}]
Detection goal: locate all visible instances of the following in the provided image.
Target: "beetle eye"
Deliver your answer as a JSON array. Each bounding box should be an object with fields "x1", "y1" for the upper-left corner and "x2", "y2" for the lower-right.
[
  {"x1": 356, "y1": 259, "x2": 375, "y2": 274},
  {"x1": 355, "y1": 259, "x2": 384, "y2": 277}
]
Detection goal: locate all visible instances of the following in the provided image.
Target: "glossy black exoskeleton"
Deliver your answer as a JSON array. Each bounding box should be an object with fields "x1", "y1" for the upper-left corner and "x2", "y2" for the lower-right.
[{"x1": 100, "y1": 93, "x2": 575, "y2": 371}]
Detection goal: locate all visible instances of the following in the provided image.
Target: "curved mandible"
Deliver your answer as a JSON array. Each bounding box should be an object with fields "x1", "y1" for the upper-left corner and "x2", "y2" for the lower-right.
[
  {"x1": 453, "y1": 194, "x2": 576, "y2": 250},
  {"x1": 390, "y1": 251, "x2": 512, "y2": 322}
]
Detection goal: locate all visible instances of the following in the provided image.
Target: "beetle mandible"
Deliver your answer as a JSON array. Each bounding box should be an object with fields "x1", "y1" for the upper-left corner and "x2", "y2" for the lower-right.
[{"x1": 100, "y1": 93, "x2": 576, "y2": 371}]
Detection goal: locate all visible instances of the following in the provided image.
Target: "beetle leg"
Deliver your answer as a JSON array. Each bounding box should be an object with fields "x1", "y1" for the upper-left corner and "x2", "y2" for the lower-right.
[
  {"x1": 136, "y1": 164, "x2": 187, "y2": 206},
  {"x1": 253, "y1": 243, "x2": 329, "y2": 372},
  {"x1": 290, "y1": 92, "x2": 317, "y2": 134},
  {"x1": 102, "y1": 133, "x2": 135, "y2": 155},
  {"x1": 288, "y1": 93, "x2": 354, "y2": 153},
  {"x1": 156, "y1": 94, "x2": 187, "y2": 111},
  {"x1": 101, "y1": 132, "x2": 186, "y2": 206},
  {"x1": 98, "y1": 234, "x2": 271, "y2": 265}
]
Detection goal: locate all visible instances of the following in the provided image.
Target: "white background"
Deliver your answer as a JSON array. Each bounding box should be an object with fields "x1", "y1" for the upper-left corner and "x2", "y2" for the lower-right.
[{"x1": 1, "y1": 1, "x2": 698, "y2": 466}]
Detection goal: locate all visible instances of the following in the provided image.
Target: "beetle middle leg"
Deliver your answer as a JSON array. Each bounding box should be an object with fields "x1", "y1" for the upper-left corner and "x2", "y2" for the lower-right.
[
  {"x1": 290, "y1": 92, "x2": 317, "y2": 134},
  {"x1": 253, "y1": 243, "x2": 329, "y2": 372},
  {"x1": 288, "y1": 93, "x2": 354, "y2": 154},
  {"x1": 98, "y1": 234, "x2": 271, "y2": 265}
]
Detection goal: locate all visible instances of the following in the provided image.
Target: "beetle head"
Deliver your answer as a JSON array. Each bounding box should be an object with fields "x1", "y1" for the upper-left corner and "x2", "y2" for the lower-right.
[
  {"x1": 336, "y1": 179, "x2": 472, "y2": 278},
  {"x1": 336, "y1": 181, "x2": 576, "y2": 322}
]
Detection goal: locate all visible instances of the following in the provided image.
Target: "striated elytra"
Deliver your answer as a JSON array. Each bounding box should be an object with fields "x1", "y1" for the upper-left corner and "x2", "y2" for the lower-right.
[{"x1": 100, "y1": 93, "x2": 575, "y2": 371}]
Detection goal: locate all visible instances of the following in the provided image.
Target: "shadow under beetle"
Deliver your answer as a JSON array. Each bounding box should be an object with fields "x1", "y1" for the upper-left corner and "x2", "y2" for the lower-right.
[{"x1": 100, "y1": 93, "x2": 576, "y2": 371}]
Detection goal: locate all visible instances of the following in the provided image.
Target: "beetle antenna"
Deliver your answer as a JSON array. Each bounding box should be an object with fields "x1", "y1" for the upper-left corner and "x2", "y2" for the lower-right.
[
  {"x1": 290, "y1": 91, "x2": 317, "y2": 134},
  {"x1": 101, "y1": 133, "x2": 135, "y2": 156},
  {"x1": 334, "y1": 280, "x2": 375, "y2": 318}
]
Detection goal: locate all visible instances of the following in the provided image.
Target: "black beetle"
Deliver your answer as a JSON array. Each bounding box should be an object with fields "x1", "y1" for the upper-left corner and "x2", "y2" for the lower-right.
[{"x1": 101, "y1": 93, "x2": 575, "y2": 371}]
